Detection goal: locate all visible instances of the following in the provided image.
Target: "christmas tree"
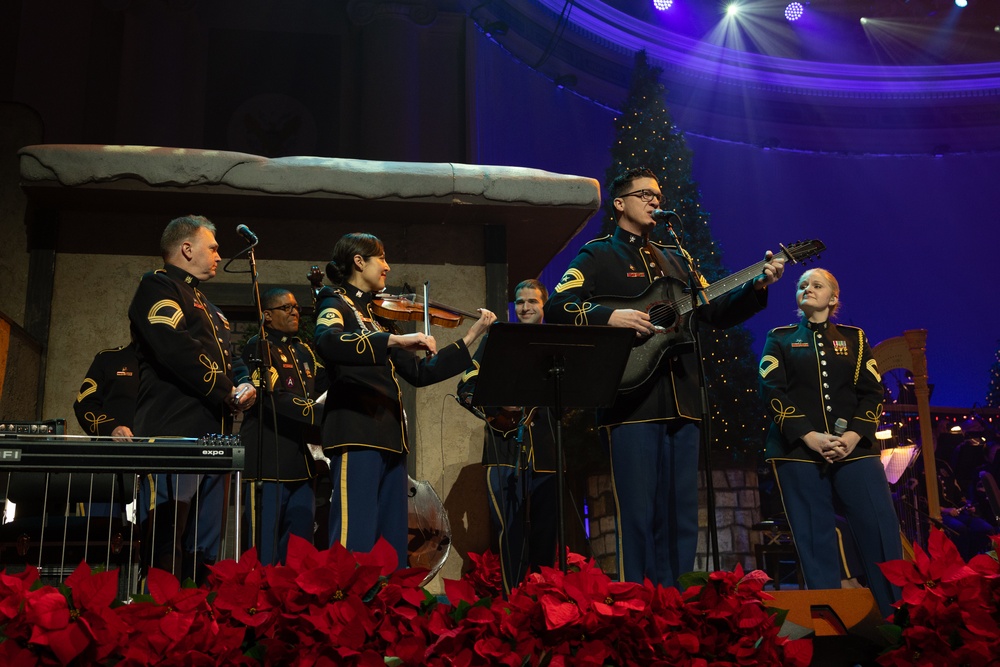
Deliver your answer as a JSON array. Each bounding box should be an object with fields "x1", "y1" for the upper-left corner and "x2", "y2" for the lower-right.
[
  {"x1": 604, "y1": 50, "x2": 767, "y2": 464},
  {"x1": 987, "y1": 340, "x2": 1000, "y2": 408}
]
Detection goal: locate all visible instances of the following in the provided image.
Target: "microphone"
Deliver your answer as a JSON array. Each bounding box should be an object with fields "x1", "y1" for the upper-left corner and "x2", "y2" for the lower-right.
[
  {"x1": 823, "y1": 418, "x2": 849, "y2": 473},
  {"x1": 652, "y1": 209, "x2": 677, "y2": 223},
  {"x1": 236, "y1": 224, "x2": 258, "y2": 246}
]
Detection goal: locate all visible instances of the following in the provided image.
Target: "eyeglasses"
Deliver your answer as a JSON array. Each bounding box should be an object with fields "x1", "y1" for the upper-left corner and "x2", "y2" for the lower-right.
[
  {"x1": 619, "y1": 189, "x2": 662, "y2": 203},
  {"x1": 265, "y1": 303, "x2": 301, "y2": 314}
]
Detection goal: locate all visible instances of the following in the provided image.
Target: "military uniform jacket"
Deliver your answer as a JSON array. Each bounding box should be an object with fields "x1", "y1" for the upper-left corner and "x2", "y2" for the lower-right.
[
  {"x1": 544, "y1": 226, "x2": 766, "y2": 426},
  {"x1": 240, "y1": 328, "x2": 329, "y2": 481},
  {"x1": 74, "y1": 344, "x2": 139, "y2": 436},
  {"x1": 456, "y1": 333, "x2": 558, "y2": 472},
  {"x1": 313, "y1": 284, "x2": 472, "y2": 455},
  {"x1": 759, "y1": 319, "x2": 883, "y2": 463},
  {"x1": 128, "y1": 264, "x2": 249, "y2": 437}
]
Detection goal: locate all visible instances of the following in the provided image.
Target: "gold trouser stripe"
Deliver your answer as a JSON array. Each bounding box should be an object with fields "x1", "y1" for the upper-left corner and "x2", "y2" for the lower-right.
[
  {"x1": 485, "y1": 467, "x2": 512, "y2": 595},
  {"x1": 835, "y1": 526, "x2": 852, "y2": 579},
  {"x1": 771, "y1": 460, "x2": 853, "y2": 581},
  {"x1": 339, "y1": 451, "x2": 350, "y2": 546},
  {"x1": 248, "y1": 484, "x2": 257, "y2": 548},
  {"x1": 607, "y1": 431, "x2": 627, "y2": 583},
  {"x1": 146, "y1": 474, "x2": 156, "y2": 512}
]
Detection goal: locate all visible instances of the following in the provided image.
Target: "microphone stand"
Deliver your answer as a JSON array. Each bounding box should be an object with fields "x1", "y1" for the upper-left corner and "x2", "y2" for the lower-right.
[
  {"x1": 243, "y1": 240, "x2": 274, "y2": 561},
  {"x1": 659, "y1": 212, "x2": 721, "y2": 573}
]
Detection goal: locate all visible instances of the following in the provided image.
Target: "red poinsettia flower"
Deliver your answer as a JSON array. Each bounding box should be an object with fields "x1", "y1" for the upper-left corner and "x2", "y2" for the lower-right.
[
  {"x1": 464, "y1": 550, "x2": 504, "y2": 600},
  {"x1": 879, "y1": 528, "x2": 978, "y2": 606}
]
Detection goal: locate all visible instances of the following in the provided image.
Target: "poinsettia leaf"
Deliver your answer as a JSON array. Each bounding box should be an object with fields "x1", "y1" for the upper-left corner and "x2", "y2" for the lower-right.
[
  {"x1": 677, "y1": 571, "x2": 709, "y2": 590},
  {"x1": 444, "y1": 577, "x2": 480, "y2": 607},
  {"x1": 353, "y1": 537, "x2": 399, "y2": 575},
  {"x1": 46, "y1": 621, "x2": 92, "y2": 664},
  {"x1": 782, "y1": 637, "x2": 814, "y2": 667},
  {"x1": 877, "y1": 559, "x2": 914, "y2": 587},
  {"x1": 284, "y1": 533, "x2": 318, "y2": 572},
  {"x1": 70, "y1": 567, "x2": 119, "y2": 610},
  {"x1": 146, "y1": 567, "x2": 181, "y2": 603},
  {"x1": 541, "y1": 595, "x2": 580, "y2": 630},
  {"x1": 25, "y1": 590, "x2": 70, "y2": 630}
]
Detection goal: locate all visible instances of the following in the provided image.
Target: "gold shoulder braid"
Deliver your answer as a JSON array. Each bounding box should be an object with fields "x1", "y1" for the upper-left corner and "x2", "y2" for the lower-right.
[{"x1": 337, "y1": 291, "x2": 389, "y2": 334}]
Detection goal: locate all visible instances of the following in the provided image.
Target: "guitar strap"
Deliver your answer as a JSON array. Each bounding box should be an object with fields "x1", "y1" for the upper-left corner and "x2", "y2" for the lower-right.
[{"x1": 644, "y1": 242, "x2": 710, "y2": 303}]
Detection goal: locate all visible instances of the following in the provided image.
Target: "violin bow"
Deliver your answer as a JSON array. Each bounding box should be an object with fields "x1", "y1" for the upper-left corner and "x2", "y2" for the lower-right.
[{"x1": 422, "y1": 281, "x2": 431, "y2": 335}]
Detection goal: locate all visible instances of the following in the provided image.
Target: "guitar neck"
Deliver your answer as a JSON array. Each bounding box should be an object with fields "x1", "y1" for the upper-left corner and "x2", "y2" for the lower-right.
[
  {"x1": 675, "y1": 259, "x2": 768, "y2": 315},
  {"x1": 705, "y1": 259, "x2": 769, "y2": 302}
]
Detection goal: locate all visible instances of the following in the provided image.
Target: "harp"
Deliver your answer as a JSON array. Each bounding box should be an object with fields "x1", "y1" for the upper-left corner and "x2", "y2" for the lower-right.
[{"x1": 871, "y1": 329, "x2": 940, "y2": 559}]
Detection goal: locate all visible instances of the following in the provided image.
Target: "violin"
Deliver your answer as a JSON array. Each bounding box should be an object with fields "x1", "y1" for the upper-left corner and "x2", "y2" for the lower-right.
[{"x1": 372, "y1": 292, "x2": 480, "y2": 329}]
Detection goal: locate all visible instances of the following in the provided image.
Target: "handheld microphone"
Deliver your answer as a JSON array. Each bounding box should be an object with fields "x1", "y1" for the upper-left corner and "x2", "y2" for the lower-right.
[
  {"x1": 236, "y1": 224, "x2": 259, "y2": 246},
  {"x1": 652, "y1": 209, "x2": 677, "y2": 223},
  {"x1": 823, "y1": 417, "x2": 849, "y2": 473}
]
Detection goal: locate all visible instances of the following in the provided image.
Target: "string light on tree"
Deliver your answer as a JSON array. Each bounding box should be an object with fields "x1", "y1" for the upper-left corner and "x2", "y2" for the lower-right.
[{"x1": 987, "y1": 340, "x2": 1000, "y2": 408}]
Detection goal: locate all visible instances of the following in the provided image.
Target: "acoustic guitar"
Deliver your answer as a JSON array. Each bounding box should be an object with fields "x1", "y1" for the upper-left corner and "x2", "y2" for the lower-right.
[{"x1": 594, "y1": 240, "x2": 826, "y2": 392}]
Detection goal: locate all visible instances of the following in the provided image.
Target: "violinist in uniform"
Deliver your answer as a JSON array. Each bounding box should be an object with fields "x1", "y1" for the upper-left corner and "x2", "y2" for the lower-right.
[
  {"x1": 457, "y1": 279, "x2": 558, "y2": 595},
  {"x1": 240, "y1": 288, "x2": 328, "y2": 565},
  {"x1": 759, "y1": 267, "x2": 901, "y2": 617},
  {"x1": 313, "y1": 232, "x2": 495, "y2": 567},
  {"x1": 128, "y1": 215, "x2": 256, "y2": 582},
  {"x1": 74, "y1": 342, "x2": 139, "y2": 440}
]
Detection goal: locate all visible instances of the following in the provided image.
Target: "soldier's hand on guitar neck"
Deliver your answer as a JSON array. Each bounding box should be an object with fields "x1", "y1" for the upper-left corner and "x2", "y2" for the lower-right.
[
  {"x1": 754, "y1": 250, "x2": 786, "y2": 290},
  {"x1": 608, "y1": 308, "x2": 664, "y2": 337}
]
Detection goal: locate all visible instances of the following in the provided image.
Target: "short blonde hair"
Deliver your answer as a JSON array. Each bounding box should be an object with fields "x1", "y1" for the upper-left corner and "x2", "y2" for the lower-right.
[{"x1": 796, "y1": 267, "x2": 841, "y2": 319}]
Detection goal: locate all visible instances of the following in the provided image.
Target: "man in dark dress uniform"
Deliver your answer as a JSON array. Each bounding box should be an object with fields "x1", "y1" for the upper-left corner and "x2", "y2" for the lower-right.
[
  {"x1": 128, "y1": 215, "x2": 256, "y2": 582},
  {"x1": 240, "y1": 287, "x2": 328, "y2": 565},
  {"x1": 457, "y1": 278, "x2": 558, "y2": 595},
  {"x1": 74, "y1": 343, "x2": 139, "y2": 440},
  {"x1": 544, "y1": 168, "x2": 784, "y2": 588}
]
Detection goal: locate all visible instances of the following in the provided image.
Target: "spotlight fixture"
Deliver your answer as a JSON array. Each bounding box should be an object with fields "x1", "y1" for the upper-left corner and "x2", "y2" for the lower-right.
[
  {"x1": 726, "y1": 3, "x2": 741, "y2": 18},
  {"x1": 784, "y1": 2, "x2": 804, "y2": 22},
  {"x1": 954, "y1": 0, "x2": 967, "y2": 7},
  {"x1": 652, "y1": 0, "x2": 674, "y2": 10}
]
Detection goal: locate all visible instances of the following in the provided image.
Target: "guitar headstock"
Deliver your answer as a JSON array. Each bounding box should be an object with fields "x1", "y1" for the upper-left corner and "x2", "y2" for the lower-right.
[{"x1": 780, "y1": 240, "x2": 826, "y2": 265}]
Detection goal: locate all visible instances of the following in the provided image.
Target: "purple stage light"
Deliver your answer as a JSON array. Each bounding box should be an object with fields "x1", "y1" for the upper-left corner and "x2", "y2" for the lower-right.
[
  {"x1": 652, "y1": 0, "x2": 674, "y2": 11},
  {"x1": 784, "y1": 2, "x2": 804, "y2": 22}
]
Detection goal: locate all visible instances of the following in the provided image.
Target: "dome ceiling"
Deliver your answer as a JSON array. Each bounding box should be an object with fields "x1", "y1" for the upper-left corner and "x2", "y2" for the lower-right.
[{"x1": 464, "y1": 0, "x2": 1000, "y2": 154}]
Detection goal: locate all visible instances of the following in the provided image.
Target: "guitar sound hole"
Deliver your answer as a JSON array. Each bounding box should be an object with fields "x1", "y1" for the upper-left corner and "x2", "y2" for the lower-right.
[{"x1": 648, "y1": 302, "x2": 677, "y2": 329}]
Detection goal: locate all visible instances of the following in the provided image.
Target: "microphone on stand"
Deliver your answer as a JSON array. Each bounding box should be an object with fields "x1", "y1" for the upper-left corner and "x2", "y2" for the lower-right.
[
  {"x1": 652, "y1": 209, "x2": 678, "y2": 224},
  {"x1": 236, "y1": 224, "x2": 259, "y2": 247}
]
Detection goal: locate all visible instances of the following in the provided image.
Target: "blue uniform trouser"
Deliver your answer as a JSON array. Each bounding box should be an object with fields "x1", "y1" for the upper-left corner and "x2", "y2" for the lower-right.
[
  {"x1": 243, "y1": 480, "x2": 315, "y2": 565},
  {"x1": 486, "y1": 466, "x2": 558, "y2": 595},
  {"x1": 773, "y1": 457, "x2": 903, "y2": 618},
  {"x1": 328, "y1": 448, "x2": 409, "y2": 569},
  {"x1": 142, "y1": 473, "x2": 226, "y2": 581},
  {"x1": 605, "y1": 420, "x2": 700, "y2": 588}
]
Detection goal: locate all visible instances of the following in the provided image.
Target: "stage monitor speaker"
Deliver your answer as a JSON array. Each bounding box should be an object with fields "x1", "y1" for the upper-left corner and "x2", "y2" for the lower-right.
[{"x1": 765, "y1": 588, "x2": 891, "y2": 666}]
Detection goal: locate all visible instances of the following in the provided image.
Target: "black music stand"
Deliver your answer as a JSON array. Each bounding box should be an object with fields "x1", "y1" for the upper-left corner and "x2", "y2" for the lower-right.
[{"x1": 471, "y1": 323, "x2": 634, "y2": 572}]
